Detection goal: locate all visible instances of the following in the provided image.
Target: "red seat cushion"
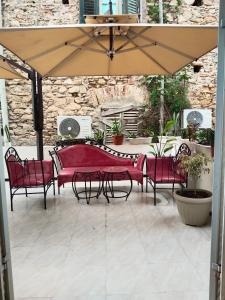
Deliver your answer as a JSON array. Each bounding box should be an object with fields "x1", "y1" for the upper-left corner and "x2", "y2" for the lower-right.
[
  {"x1": 12, "y1": 173, "x2": 53, "y2": 187},
  {"x1": 58, "y1": 165, "x2": 143, "y2": 187},
  {"x1": 147, "y1": 171, "x2": 185, "y2": 183}
]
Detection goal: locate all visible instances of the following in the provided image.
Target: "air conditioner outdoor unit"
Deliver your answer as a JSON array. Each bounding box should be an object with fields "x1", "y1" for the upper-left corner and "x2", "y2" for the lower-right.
[
  {"x1": 182, "y1": 108, "x2": 212, "y2": 128},
  {"x1": 57, "y1": 116, "x2": 92, "y2": 138}
]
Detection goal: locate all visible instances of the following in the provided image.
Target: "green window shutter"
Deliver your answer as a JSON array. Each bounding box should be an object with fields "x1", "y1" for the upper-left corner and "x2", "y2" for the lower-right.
[
  {"x1": 127, "y1": 0, "x2": 139, "y2": 13},
  {"x1": 123, "y1": 0, "x2": 139, "y2": 14},
  {"x1": 80, "y1": 0, "x2": 99, "y2": 23}
]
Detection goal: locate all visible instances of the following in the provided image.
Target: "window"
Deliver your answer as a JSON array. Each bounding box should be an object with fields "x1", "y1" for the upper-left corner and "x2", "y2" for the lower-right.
[{"x1": 80, "y1": 0, "x2": 140, "y2": 22}]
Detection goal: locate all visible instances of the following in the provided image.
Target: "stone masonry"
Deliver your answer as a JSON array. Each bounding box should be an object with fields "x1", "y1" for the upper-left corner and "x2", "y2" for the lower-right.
[{"x1": 2, "y1": 0, "x2": 219, "y2": 145}]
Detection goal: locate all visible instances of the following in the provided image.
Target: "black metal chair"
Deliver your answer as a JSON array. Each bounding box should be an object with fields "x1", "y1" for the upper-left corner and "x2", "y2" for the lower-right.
[{"x1": 5, "y1": 147, "x2": 55, "y2": 210}]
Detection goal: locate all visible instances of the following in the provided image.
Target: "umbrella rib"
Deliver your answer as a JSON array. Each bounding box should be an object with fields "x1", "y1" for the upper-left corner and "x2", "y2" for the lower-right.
[
  {"x1": 0, "y1": 64, "x2": 24, "y2": 79},
  {"x1": 129, "y1": 29, "x2": 196, "y2": 60},
  {"x1": 78, "y1": 27, "x2": 108, "y2": 52},
  {"x1": 115, "y1": 27, "x2": 150, "y2": 53},
  {"x1": 24, "y1": 33, "x2": 89, "y2": 62},
  {"x1": 117, "y1": 43, "x2": 155, "y2": 54},
  {"x1": 125, "y1": 35, "x2": 171, "y2": 74},
  {"x1": 68, "y1": 43, "x2": 106, "y2": 54},
  {"x1": 44, "y1": 34, "x2": 103, "y2": 77}
]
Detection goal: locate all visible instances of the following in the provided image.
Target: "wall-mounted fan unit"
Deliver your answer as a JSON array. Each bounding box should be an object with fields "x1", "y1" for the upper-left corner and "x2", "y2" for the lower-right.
[
  {"x1": 57, "y1": 116, "x2": 92, "y2": 138},
  {"x1": 183, "y1": 109, "x2": 212, "y2": 128}
]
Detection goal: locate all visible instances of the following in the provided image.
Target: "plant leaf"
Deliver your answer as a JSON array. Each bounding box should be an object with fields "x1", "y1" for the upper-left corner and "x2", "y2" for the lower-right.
[{"x1": 163, "y1": 146, "x2": 174, "y2": 153}]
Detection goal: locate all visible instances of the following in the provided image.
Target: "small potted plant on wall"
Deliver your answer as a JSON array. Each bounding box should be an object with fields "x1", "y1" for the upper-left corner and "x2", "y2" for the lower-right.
[
  {"x1": 110, "y1": 119, "x2": 124, "y2": 145},
  {"x1": 174, "y1": 152, "x2": 212, "y2": 226},
  {"x1": 94, "y1": 129, "x2": 105, "y2": 145},
  {"x1": 196, "y1": 128, "x2": 215, "y2": 158},
  {"x1": 127, "y1": 128, "x2": 154, "y2": 145}
]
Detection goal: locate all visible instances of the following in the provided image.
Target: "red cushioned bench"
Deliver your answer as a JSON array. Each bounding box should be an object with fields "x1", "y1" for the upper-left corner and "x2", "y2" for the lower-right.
[{"x1": 50, "y1": 143, "x2": 146, "y2": 193}]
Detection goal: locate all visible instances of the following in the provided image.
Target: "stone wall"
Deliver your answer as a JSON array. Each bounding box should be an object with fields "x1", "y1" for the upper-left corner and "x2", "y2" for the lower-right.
[
  {"x1": 2, "y1": 0, "x2": 219, "y2": 145},
  {"x1": 178, "y1": 0, "x2": 219, "y2": 122},
  {"x1": 3, "y1": 0, "x2": 149, "y2": 145}
]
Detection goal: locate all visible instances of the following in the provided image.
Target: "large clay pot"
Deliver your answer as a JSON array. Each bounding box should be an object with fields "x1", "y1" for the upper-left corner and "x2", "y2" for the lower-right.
[
  {"x1": 174, "y1": 189, "x2": 212, "y2": 226},
  {"x1": 112, "y1": 135, "x2": 124, "y2": 145}
]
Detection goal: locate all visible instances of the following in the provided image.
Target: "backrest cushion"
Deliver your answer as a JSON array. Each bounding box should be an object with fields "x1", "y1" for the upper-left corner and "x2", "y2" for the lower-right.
[
  {"x1": 147, "y1": 156, "x2": 174, "y2": 177},
  {"x1": 57, "y1": 144, "x2": 134, "y2": 168},
  {"x1": 6, "y1": 154, "x2": 24, "y2": 184}
]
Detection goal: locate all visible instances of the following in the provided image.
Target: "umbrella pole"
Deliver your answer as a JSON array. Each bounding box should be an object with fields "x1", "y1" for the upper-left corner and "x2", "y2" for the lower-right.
[
  {"x1": 159, "y1": 0, "x2": 164, "y2": 133},
  {"x1": 31, "y1": 71, "x2": 44, "y2": 160},
  {"x1": 37, "y1": 73, "x2": 44, "y2": 160},
  {"x1": 109, "y1": 0, "x2": 113, "y2": 14}
]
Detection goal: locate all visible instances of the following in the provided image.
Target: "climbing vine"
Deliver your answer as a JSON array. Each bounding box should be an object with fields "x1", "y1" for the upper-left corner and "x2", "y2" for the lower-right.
[
  {"x1": 141, "y1": 0, "x2": 190, "y2": 135},
  {"x1": 146, "y1": 0, "x2": 183, "y2": 24},
  {"x1": 143, "y1": 70, "x2": 191, "y2": 135}
]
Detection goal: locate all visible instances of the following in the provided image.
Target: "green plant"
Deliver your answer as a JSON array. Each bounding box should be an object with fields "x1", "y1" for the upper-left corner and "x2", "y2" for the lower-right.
[
  {"x1": 94, "y1": 129, "x2": 105, "y2": 143},
  {"x1": 196, "y1": 128, "x2": 215, "y2": 146},
  {"x1": 137, "y1": 104, "x2": 159, "y2": 136},
  {"x1": 179, "y1": 153, "x2": 210, "y2": 195},
  {"x1": 143, "y1": 71, "x2": 190, "y2": 134},
  {"x1": 149, "y1": 119, "x2": 176, "y2": 156},
  {"x1": 127, "y1": 131, "x2": 137, "y2": 138},
  {"x1": 181, "y1": 128, "x2": 188, "y2": 139},
  {"x1": 187, "y1": 123, "x2": 199, "y2": 141},
  {"x1": 109, "y1": 119, "x2": 123, "y2": 136},
  {"x1": 146, "y1": 0, "x2": 183, "y2": 24},
  {"x1": 141, "y1": 128, "x2": 154, "y2": 137},
  {"x1": 171, "y1": 112, "x2": 180, "y2": 136}
]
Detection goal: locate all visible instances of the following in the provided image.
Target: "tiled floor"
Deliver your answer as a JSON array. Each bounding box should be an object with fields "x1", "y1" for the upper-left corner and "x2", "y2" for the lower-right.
[{"x1": 6, "y1": 183, "x2": 211, "y2": 300}]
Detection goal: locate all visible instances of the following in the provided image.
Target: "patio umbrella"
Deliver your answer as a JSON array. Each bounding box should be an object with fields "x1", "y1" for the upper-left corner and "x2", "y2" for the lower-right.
[
  {"x1": 0, "y1": 57, "x2": 25, "y2": 79},
  {"x1": 0, "y1": 23, "x2": 217, "y2": 77}
]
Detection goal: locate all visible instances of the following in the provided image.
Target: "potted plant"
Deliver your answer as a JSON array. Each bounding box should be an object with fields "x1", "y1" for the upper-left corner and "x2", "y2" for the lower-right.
[
  {"x1": 150, "y1": 119, "x2": 176, "y2": 156},
  {"x1": 94, "y1": 129, "x2": 105, "y2": 145},
  {"x1": 174, "y1": 152, "x2": 212, "y2": 226},
  {"x1": 196, "y1": 128, "x2": 215, "y2": 158},
  {"x1": 110, "y1": 119, "x2": 124, "y2": 145},
  {"x1": 127, "y1": 128, "x2": 153, "y2": 145}
]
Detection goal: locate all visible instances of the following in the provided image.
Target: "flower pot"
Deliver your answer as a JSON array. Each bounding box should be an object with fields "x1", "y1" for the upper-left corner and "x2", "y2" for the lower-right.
[
  {"x1": 195, "y1": 143, "x2": 212, "y2": 158},
  {"x1": 174, "y1": 189, "x2": 212, "y2": 226},
  {"x1": 128, "y1": 137, "x2": 152, "y2": 145},
  {"x1": 112, "y1": 135, "x2": 124, "y2": 145}
]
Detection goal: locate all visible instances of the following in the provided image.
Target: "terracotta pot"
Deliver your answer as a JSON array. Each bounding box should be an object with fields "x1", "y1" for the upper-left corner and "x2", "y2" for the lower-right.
[
  {"x1": 112, "y1": 135, "x2": 124, "y2": 145},
  {"x1": 174, "y1": 189, "x2": 212, "y2": 226}
]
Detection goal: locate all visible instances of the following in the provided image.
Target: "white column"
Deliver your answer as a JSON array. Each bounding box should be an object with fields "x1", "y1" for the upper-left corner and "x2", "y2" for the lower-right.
[
  {"x1": 0, "y1": 0, "x2": 8, "y2": 145},
  {"x1": 209, "y1": 0, "x2": 225, "y2": 298}
]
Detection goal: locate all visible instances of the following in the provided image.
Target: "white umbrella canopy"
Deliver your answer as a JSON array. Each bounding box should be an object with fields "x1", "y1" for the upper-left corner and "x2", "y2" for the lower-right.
[
  {"x1": 0, "y1": 23, "x2": 217, "y2": 77},
  {"x1": 0, "y1": 58, "x2": 25, "y2": 79}
]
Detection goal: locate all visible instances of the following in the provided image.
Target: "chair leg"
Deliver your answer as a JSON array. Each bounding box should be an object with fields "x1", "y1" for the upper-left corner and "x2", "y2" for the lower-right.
[
  {"x1": 146, "y1": 177, "x2": 148, "y2": 192},
  {"x1": 141, "y1": 184, "x2": 143, "y2": 192},
  {"x1": 43, "y1": 188, "x2": 47, "y2": 209},
  {"x1": 53, "y1": 180, "x2": 55, "y2": 196},
  {"x1": 172, "y1": 182, "x2": 175, "y2": 193},
  {"x1": 25, "y1": 188, "x2": 28, "y2": 197},
  {"x1": 154, "y1": 184, "x2": 156, "y2": 206},
  {"x1": 10, "y1": 192, "x2": 13, "y2": 212},
  {"x1": 58, "y1": 185, "x2": 60, "y2": 195}
]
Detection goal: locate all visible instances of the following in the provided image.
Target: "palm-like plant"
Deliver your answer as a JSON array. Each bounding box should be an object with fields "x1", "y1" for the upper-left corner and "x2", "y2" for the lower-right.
[{"x1": 149, "y1": 119, "x2": 176, "y2": 156}]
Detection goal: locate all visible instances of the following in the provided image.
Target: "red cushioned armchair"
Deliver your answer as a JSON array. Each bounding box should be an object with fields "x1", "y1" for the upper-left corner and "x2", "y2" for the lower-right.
[
  {"x1": 146, "y1": 143, "x2": 191, "y2": 206},
  {"x1": 5, "y1": 147, "x2": 55, "y2": 211}
]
